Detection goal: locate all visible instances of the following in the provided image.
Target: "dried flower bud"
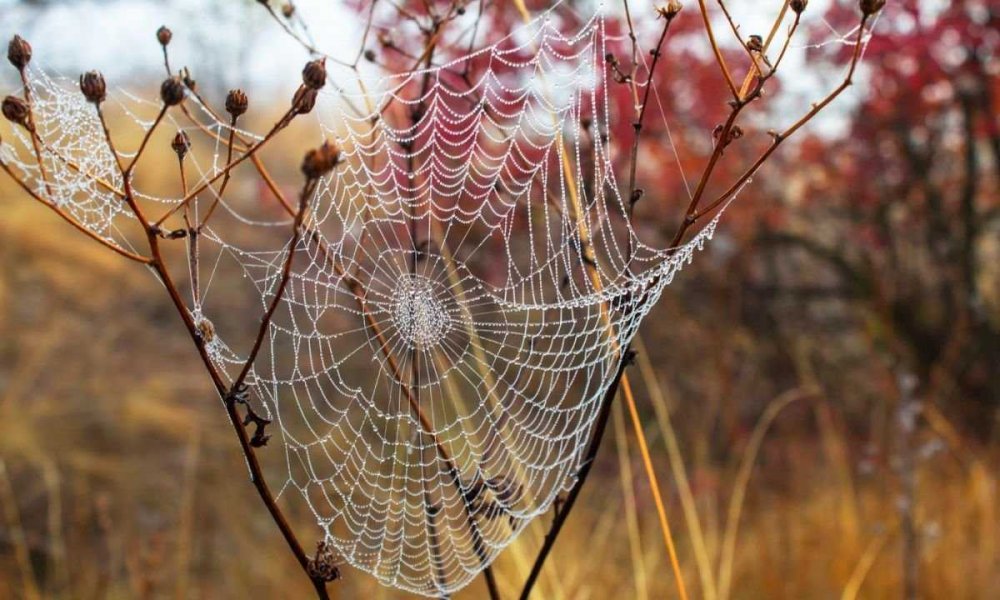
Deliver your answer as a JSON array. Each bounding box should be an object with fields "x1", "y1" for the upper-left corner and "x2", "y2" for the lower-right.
[
  {"x1": 157, "y1": 26, "x2": 173, "y2": 46},
  {"x1": 7, "y1": 35, "x2": 31, "y2": 70},
  {"x1": 160, "y1": 76, "x2": 186, "y2": 106},
  {"x1": 292, "y1": 85, "x2": 318, "y2": 115},
  {"x1": 302, "y1": 58, "x2": 327, "y2": 90},
  {"x1": 747, "y1": 35, "x2": 763, "y2": 53},
  {"x1": 306, "y1": 542, "x2": 341, "y2": 583},
  {"x1": 79, "y1": 71, "x2": 107, "y2": 104},
  {"x1": 364, "y1": 49, "x2": 376, "y2": 63},
  {"x1": 790, "y1": 0, "x2": 807, "y2": 14},
  {"x1": 171, "y1": 130, "x2": 190, "y2": 159},
  {"x1": 859, "y1": 0, "x2": 885, "y2": 15},
  {"x1": 282, "y1": 3, "x2": 295, "y2": 18},
  {"x1": 2, "y1": 95, "x2": 30, "y2": 129},
  {"x1": 225, "y1": 88, "x2": 249, "y2": 118},
  {"x1": 655, "y1": 0, "x2": 683, "y2": 19},
  {"x1": 301, "y1": 140, "x2": 341, "y2": 179}
]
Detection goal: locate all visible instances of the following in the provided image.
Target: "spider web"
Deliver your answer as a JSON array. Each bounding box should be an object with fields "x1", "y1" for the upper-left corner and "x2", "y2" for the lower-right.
[{"x1": 0, "y1": 2, "x2": 870, "y2": 595}]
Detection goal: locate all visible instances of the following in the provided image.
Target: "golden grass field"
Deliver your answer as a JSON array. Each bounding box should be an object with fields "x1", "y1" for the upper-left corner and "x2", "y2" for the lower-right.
[{"x1": 2, "y1": 185, "x2": 997, "y2": 599}]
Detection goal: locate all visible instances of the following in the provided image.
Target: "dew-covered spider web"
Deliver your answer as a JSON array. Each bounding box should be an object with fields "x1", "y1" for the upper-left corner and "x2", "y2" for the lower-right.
[{"x1": 0, "y1": 1, "x2": 870, "y2": 595}]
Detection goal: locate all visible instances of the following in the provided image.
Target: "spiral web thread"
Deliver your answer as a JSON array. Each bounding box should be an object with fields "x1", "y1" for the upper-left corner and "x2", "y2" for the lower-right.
[{"x1": 0, "y1": 6, "x2": 774, "y2": 596}]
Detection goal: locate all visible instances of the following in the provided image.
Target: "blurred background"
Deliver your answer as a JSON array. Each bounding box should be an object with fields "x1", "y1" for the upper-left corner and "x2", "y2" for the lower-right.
[{"x1": 0, "y1": 0, "x2": 997, "y2": 598}]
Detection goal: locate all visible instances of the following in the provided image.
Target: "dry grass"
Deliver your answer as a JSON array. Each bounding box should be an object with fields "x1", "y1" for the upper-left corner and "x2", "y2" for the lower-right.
[
  {"x1": 2, "y1": 175, "x2": 998, "y2": 599},
  {"x1": 1, "y1": 84, "x2": 997, "y2": 599}
]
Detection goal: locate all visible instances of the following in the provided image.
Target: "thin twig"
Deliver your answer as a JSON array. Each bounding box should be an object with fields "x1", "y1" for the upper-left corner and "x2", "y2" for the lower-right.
[
  {"x1": 18, "y1": 68, "x2": 55, "y2": 199},
  {"x1": 125, "y1": 105, "x2": 168, "y2": 177},
  {"x1": 696, "y1": 0, "x2": 740, "y2": 99},
  {"x1": 678, "y1": 15, "x2": 870, "y2": 240},
  {"x1": 91, "y1": 96, "x2": 332, "y2": 598},
  {"x1": 627, "y1": 11, "x2": 678, "y2": 216}
]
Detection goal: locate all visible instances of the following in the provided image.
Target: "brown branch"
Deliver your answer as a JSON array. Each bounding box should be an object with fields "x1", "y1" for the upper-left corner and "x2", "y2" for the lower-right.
[
  {"x1": 680, "y1": 15, "x2": 871, "y2": 237},
  {"x1": 90, "y1": 96, "x2": 333, "y2": 598},
  {"x1": 353, "y1": 0, "x2": 379, "y2": 67},
  {"x1": 768, "y1": 13, "x2": 801, "y2": 76},
  {"x1": 125, "y1": 105, "x2": 168, "y2": 178},
  {"x1": 738, "y1": 0, "x2": 791, "y2": 98},
  {"x1": 18, "y1": 68, "x2": 55, "y2": 199},
  {"x1": 258, "y1": 0, "x2": 353, "y2": 68},
  {"x1": 622, "y1": 0, "x2": 643, "y2": 118},
  {"x1": 716, "y1": 0, "x2": 767, "y2": 78},
  {"x1": 696, "y1": 0, "x2": 740, "y2": 99},
  {"x1": 627, "y1": 9, "x2": 679, "y2": 216},
  {"x1": 663, "y1": 7, "x2": 804, "y2": 250}
]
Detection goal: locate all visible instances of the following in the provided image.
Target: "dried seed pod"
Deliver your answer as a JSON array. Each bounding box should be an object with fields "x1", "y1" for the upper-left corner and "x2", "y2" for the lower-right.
[
  {"x1": 363, "y1": 49, "x2": 376, "y2": 63},
  {"x1": 790, "y1": 0, "x2": 808, "y2": 14},
  {"x1": 747, "y1": 34, "x2": 763, "y2": 53},
  {"x1": 7, "y1": 35, "x2": 31, "y2": 70},
  {"x1": 156, "y1": 26, "x2": 173, "y2": 46},
  {"x1": 2, "y1": 95, "x2": 30, "y2": 129},
  {"x1": 655, "y1": 0, "x2": 683, "y2": 19},
  {"x1": 301, "y1": 140, "x2": 341, "y2": 179},
  {"x1": 291, "y1": 85, "x2": 318, "y2": 115},
  {"x1": 225, "y1": 88, "x2": 249, "y2": 118},
  {"x1": 306, "y1": 542, "x2": 341, "y2": 583},
  {"x1": 79, "y1": 70, "x2": 107, "y2": 104},
  {"x1": 859, "y1": 0, "x2": 885, "y2": 15},
  {"x1": 160, "y1": 76, "x2": 186, "y2": 106},
  {"x1": 281, "y1": 3, "x2": 295, "y2": 18},
  {"x1": 302, "y1": 58, "x2": 327, "y2": 90},
  {"x1": 171, "y1": 130, "x2": 191, "y2": 159}
]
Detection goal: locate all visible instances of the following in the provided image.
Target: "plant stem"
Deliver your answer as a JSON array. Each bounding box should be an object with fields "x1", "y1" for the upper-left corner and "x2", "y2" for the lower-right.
[{"x1": 517, "y1": 354, "x2": 630, "y2": 600}]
